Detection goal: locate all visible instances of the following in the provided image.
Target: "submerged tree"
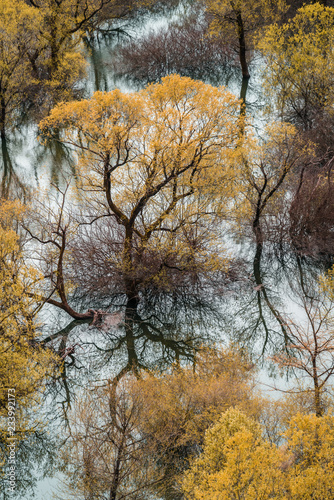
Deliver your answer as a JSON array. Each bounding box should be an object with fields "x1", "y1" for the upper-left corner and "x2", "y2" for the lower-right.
[
  {"x1": 0, "y1": 0, "x2": 42, "y2": 137},
  {"x1": 182, "y1": 407, "x2": 283, "y2": 500},
  {"x1": 203, "y1": 0, "x2": 287, "y2": 106},
  {"x1": 0, "y1": 201, "x2": 56, "y2": 418},
  {"x1": 33, "y1": 75, "x2": 241, "y2": 319},
  {"x1": 19, "y1": 75, "x2": 247, "y2": 389},
  {"x1": 258, "y1": 3, "x2": 334, "y2": 130},
  {"x1": 0, "y1": 200, "x2": 57, "y2": 498},
  {"x1": 289, "y1": 155, "x2": 334, "y2": 258},
  {"x1": 25, "y1": 0, "x2": 141, "y2": 90},
  {"x1": 232, "y1": 122, "x2": 312, "y2": 350},
  {"x1": 57, "y1": 347, "x2": 259, "y2": 500}
]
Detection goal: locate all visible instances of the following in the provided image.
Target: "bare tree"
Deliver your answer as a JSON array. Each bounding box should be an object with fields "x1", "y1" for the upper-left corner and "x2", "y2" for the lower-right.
[{"x1": 272, "y1": 266, "x2": 334, "y2": 417}]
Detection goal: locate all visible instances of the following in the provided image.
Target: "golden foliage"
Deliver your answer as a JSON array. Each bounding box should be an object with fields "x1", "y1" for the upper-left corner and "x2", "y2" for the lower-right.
[
  {"x1": 182, "y1": 407, "x2": 284, "y2": 500},
  {"x1": 0, "y1": 0, "x2": 42, "y2": 132},
  {"x1": 257, "y1": 4, "x2": 334, "y2": 127},
  {"x1": 207, "y1": 0, "x2": 286, "y2": 40},
  {"x1": 182, "y1": 407, "x2": 334, "y2": 500},
  {"x1": 284, "y1": 412, "x2": 334, "y2": 499},
  {"x1": 0, "y1": 200, "x2": 56, "y2": 440},
  {"x1": 233, "y1": 121, "x2": 312, "y2": 234},
  {"x1": 56, "y1": 347, "x2": 260, "y2": 499}
]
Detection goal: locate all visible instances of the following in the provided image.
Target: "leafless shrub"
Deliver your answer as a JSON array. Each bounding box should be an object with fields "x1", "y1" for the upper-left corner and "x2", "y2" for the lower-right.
[
  {"x1": 113, "y1": 11, "x2": 238, "y2": 85},
  {"x1": 289, "y1": 157, "x2": 334, "y2": 258}
]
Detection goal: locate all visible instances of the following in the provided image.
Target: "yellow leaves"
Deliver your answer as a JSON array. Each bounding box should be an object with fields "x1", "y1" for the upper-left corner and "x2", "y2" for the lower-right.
[
  {"x1": 45, "y1": 45, "x2": 87, "y2": 89},
  {"x1": 183, "y1": 407, "x2": 284, "y2": 500},
  {"x1": 55, "y1": 347, "x2": 259, "y2": 499},
  {"x1": 321, "y1": 266, "x2": 334, "y2": 301},
  {"x1": 182, "y1": 408, "x2": 334, "y2": 500},
  {"x1": 230, "y1": 120, "x2": 310, "y2": 237},
  {"x1": 0, "y1": 0, "x2": 42, "y2": 130},
  {"x1": 39, "y1": 75, "x2": 242, "y2": 204},
  {"x1": 40, "y1": 88, "x2": 143, "y2": 161},
  {"x1": 40, "y1": 74, "x2": 241, "y2": 159},
  {"x1": 284, "y1": 412, "x2": 334, "y2": 499},
  {"x1": 0, "y1": 200, "x2": 57, "y2": 438},
  {"x1": 135, "y1": 347, "x2": 260, "y2": 451},
  {"x1": 257, "y1": 4, "x2": 334, "y2": 124},
  {"x1": 206, "y1": 0, "x2": 287, "y2": 43}
]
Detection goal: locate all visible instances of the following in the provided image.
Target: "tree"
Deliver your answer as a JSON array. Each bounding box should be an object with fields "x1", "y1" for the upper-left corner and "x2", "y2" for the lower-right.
[
  {"x1": 182, "y1": 409, "x2": 334, "y2": 500},
  {"x1": 0, "y1": 135, "x2": 28, "y2": 199},
  {"x1": 257, "y1": 3, "x2": 334, "y2": 130},
  {"x1": 35, "y1": 75, "x2": 241, "y2": 320},
  {"x1": 203, "y1": 0, "x2": 287, "y2": 105},
  {"x1": 57, "y1": 378, "x2": 155, "y2": 500},
  {"x1": 0, "y1": 0, "x2": 42, "y2": 137},
  {"x1": 0, "y1": 199, "x2": 57, "y2": 499},
  {"x1": 182, "y1": 407, "x2": 283, "y2": 500},
  {"x1": 0, "y1": 200, "x2": 55, "y2": 402},
  {"x1": 271, "y1": 270, "x2": 334, "y2": 417},
  {"x1": 133, "y1": 347, "x2": 260, "y2": 499},
  {"x1": 25, "y1": 0, "x2": 144, "y2": 104},
  {"x1": 284, "y1": 412, "x2": 334, "y2": 499},
  {"x1": 0, "y1": 0, "x2": 148, "y2": 130},
  {"x1": 56, "y1": 347, "x2": 260, "y2": 500},
  {"x1": 234, "y1": 122, "x2": 312, "y2": 349}
]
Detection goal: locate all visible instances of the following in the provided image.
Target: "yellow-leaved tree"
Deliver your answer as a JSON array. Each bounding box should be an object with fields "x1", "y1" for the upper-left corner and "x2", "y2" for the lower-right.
[
  {"x1": 233, "y1": 121, "x2": 312, "y2": 348},
  {"x1": 25, "y1": 0, "x2": 146, "y2": 105},
  {"x1": 257, "y1": 3, "x2": 334, "y2": 129},
  {"x1": 284, "y1": 412, "x2": 334, "y2": 499},
  {"x1": 0, "y1": 0, "x2": 42, "y2": 136},
  {"x1": 182, "y1": 407, "x2": 283, "y2": 500},
  {"x1": 0, "y1": 200, "x2": 56, "y2": 443},
  {"x1": 36, "y1": 75, "x2": 242, "y2": 319},
  {"x1": 182, "y1": 409, "x2": 334, "y2": 499},
  {"x1": 204, "y1": 0, "x2": 287, "y2": 95},
  {"x1": 55, "y1": 347, "x2": 261, "y2": 500}
]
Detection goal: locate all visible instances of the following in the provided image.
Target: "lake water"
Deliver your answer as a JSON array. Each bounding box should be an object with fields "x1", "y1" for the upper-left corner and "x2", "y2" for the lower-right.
[{"x1": 1, "y1": 5, "x2": 332, "y2": 499}]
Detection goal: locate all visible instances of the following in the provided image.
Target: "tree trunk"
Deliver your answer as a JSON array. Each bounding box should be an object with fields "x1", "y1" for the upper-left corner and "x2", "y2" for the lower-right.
[
  {"x1": 0, "y1": 97, "x2": 6, "y2": 142},
  {"x1": 312, "y1": 359, "x2": 323, "y2": 417},
  {"x1": 235, "y1": 9, "x2": 250, "y2": 79}
]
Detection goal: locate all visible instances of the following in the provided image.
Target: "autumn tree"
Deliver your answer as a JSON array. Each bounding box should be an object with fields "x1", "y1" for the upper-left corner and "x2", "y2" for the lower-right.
[
  {"x1": 0, "y1": 201, "x2": 54, "y2": 411},
  {"x1": 284, "y1": 412, "x2": 334, "y2": 499},
  {"x1": 57, "y1": 347, "x2": 260, "y2": 500},
  {"x1": 257, "y1": 3, "x2": 334, "y2": 130},
  {"x1": 133, "y1": 347, "x2": 260, "y2": 499},
  {"x1": 0, "y1": 0, "x2": 148, "y2": 128},
  {"x1": 182, "y1": 407, "x2": 283, "y2": 500},
  {"x1": 182, "y1": 409, "x2": 334, "y2": 499},
  {"x1": 0, "y1": 0, "x2": 42, "y2": 137},
  {"x1": 234, "y1": 122, "x2": 312, "y2": 349},
  {"x1": 24, "y1": 0, "x2": 148, "y2": 103},
  {"x1": 0, "y1": 200, "x2": 57, "y2": 500},
  {"x1": 33, "y1": 75, "x2": 241, "y2": 323},
  {"x1": 203, "y1": 0, "x2": 287, "y2": 105}
]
